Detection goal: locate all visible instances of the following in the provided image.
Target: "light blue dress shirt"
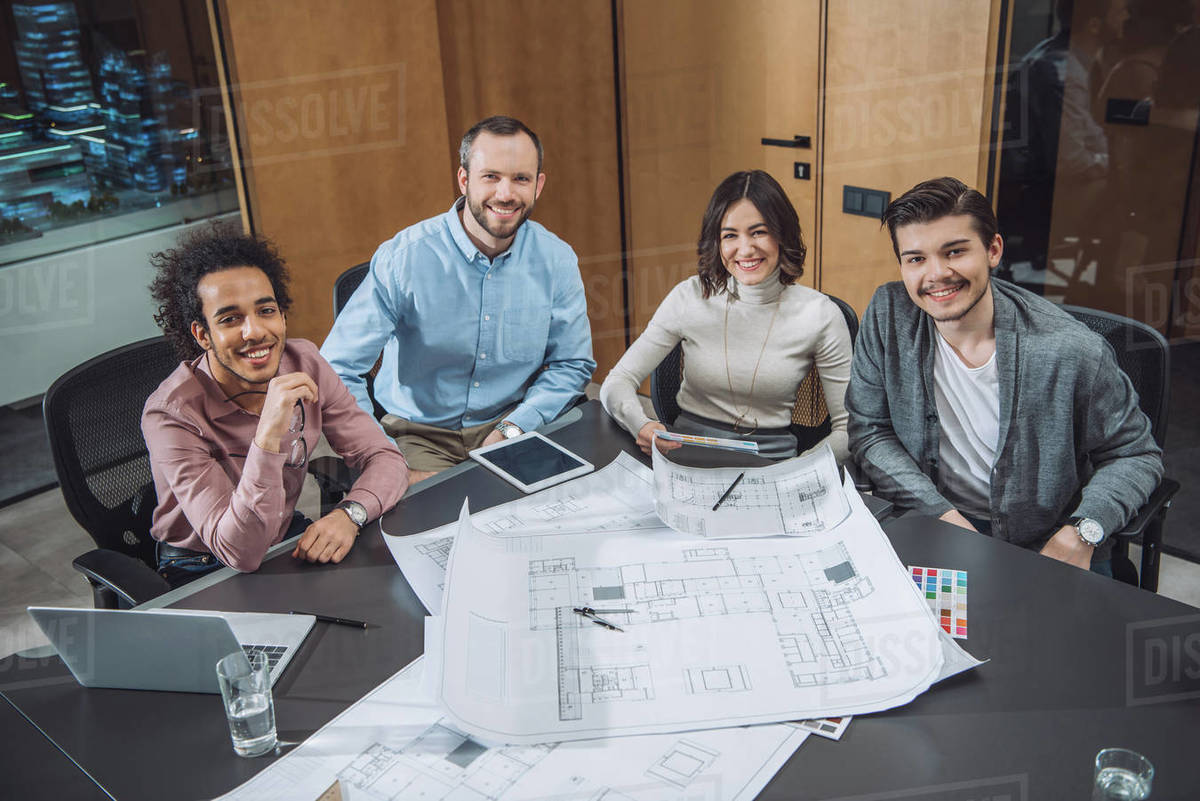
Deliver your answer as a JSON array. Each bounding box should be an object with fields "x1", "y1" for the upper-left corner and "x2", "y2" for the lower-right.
[{"x1": 321, "y1": 200, "x2": 595, "y2": 433}]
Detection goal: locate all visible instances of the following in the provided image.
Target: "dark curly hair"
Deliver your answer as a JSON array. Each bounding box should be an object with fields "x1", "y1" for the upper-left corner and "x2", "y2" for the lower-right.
[
  {"x1": 149, "y1": 223, "x2": 292, "y2": 359},
  {"x1": 696, "y1": 170, "x2": 806, "y2": 299}
]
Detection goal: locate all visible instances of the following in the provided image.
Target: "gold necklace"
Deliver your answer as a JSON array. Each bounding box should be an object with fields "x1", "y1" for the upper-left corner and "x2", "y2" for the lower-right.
[{"x1": 723, "y1": 296, "x2": 780, "y2": 434}]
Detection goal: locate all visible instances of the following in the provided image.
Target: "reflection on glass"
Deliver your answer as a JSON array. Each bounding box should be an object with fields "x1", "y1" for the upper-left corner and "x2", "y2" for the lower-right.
[
  {"x1": 996, "y1": 0, "x2": 1200, "y2": 335},
  {"x1": 0, "y1": 1, "x2": 236, "y2": 264}
]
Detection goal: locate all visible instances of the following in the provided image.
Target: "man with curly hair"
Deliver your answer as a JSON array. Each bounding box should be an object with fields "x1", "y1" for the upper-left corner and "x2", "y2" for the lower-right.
[
  {"x1": 143, "y1": 225, "x2": 408, "y2": 582},
  {"x1": 321, "y1": 116, "x2": 595, "y2": 479}
]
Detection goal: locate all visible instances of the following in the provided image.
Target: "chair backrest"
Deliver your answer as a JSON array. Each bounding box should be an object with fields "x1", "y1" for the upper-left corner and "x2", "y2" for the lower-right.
[
  {"x1": 333, "y1": 261, "x2": 370, "y2": 317},
  {"x1": 332, "y1": 261, "x2": 387, "y2": 420},
  {"x1": 650, "y1": 293, "x2": 860, "y2": 453},
  {"x1": 1061, "y1": 305, "x2": 1170, "y2": 446},
  {"x1": 43, "y1": 337, "x2": 180, "y2": 567}
]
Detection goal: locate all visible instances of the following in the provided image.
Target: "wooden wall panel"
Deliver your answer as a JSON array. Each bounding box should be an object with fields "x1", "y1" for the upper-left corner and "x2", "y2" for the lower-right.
[
  {"x1": 435, "y1": 0, "x2": 626, "y2": 380},
  {"x1": 214, "y1": 0, "x2": 452, "y2": 343},
  {"x1": 819, "y1": 0, "x2": 997, "y2": 318},
  {"x1": 621, "y1": 1, "x2": 822, "y2": 339}
]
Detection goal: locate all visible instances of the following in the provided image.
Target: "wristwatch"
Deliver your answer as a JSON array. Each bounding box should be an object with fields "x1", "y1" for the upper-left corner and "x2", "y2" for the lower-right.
[
  {"x1": 335, "y1": 500, "x2": 368, "y2": 529},
  {"x1": 1069, "y1": 516, "x2": 1105, "y2": 546},
  {"x1": 495, "y1": 421, "x2": 523, "y2": 440}
]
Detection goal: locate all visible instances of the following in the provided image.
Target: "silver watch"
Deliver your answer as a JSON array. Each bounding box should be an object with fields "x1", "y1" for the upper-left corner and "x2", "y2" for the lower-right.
[
  {"x1": 495, "y1": 421, "x2": 523, "y2": 440},
  {"x1": 335, "y1": 500, "x2": 368, "y2": 528},
  {"x1": 1070, "y1": 516, "x2": 1104, "y2": 546}
]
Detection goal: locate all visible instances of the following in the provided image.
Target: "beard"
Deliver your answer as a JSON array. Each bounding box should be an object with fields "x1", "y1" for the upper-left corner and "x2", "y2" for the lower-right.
[{"x1": 466, "y1": 193, "x2": 534, "y2": 240}]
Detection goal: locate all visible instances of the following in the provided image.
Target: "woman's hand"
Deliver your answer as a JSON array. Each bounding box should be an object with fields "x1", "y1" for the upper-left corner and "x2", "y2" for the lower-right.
[{"x1": 636, "y1": 422, "x2": 680, "y2": 456}]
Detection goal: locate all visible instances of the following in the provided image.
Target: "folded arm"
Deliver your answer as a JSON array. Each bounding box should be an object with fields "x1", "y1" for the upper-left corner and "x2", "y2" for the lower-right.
[{"x1": 504, "y1": 258, "x2": 596, "y2": 432}]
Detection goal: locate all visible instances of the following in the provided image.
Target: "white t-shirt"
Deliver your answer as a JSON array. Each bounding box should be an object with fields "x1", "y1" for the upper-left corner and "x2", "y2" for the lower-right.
[{"x1": 932, "y1": 332, "x2": 1000, "y2": 518}]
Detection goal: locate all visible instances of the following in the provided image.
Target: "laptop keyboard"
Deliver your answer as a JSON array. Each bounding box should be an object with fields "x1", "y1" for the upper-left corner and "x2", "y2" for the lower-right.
[{"x1": 242, "y1": 643, "x2": 287, "y2": 672}]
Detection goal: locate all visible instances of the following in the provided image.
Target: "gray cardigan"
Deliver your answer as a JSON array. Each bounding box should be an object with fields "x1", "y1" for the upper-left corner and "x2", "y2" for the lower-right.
[{"x1": 846, "y1": 278, "x2": 1163, "y2": 557}]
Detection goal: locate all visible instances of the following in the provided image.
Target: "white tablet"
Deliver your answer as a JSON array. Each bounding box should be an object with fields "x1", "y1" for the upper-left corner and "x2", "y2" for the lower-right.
[{"x1": 469, "y1": 431, "x2": 594, "y2": 493}]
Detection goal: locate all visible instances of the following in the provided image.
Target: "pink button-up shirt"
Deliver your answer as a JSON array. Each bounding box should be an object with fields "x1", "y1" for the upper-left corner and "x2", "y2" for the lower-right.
[{"x1": 142, "y1": 338, "x2": 407, "y2": 571}]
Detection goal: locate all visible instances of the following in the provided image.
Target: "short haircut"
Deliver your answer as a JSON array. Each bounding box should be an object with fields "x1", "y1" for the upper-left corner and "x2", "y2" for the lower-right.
[
  {"x1": 881, "y1": 177, "x2": 999, "y2": 261},
  {"x1": 149, "y1": 223, "x2": 292, "y2": 360},
  {"x1": 696, "y1": 170, "x2": 806, "y2": 298},
  {"x1": 459, "y1": 115, "x2": 543, "y2": 175}
]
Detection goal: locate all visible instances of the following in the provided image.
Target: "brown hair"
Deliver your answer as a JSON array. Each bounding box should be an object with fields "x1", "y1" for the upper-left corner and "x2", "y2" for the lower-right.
[
  {"x1": 696, "y1": 170, "x2": 806, "y2": 298},
  {"x1": 881, "y1": 176, "x2": 999, "y2": 261}
]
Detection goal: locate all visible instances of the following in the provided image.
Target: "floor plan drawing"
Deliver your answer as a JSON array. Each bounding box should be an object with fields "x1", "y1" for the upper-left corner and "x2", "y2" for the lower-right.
[
  {"x1": 438, "y1": 481, "x2": 949, "y2": 743},
  {"x1": 336, "y1": 723, "x2": 554, "y2": 801},
  {"x1": 645, "y1": 739, "x2": 720, "y2": 789},
  {"x1": 526, "y1": 541, "x2": 884, "y2": 700},
  {"x1": 217, "y1": 656, "x2": 812, "y2": 801},
  {"x1": 652, "y1": 442, "x2": 850, "y2": 537},
  {"x1": 684, "y1": 665, "x2": 752, "y2": 694}
]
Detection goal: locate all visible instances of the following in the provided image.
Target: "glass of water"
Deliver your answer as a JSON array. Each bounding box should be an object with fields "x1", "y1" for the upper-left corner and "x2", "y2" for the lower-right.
[
  {"x1": 215, "y1": 651, "x2": 277, "y2": 757},
  {"x1": 1092, "y1": 748, "x2": 1153, "y2": 800}
]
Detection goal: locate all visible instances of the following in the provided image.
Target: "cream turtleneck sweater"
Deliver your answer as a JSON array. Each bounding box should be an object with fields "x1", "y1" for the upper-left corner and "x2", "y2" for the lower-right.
[{"x1": 599, "y1": 273, "x2": 851, "y2": 463}]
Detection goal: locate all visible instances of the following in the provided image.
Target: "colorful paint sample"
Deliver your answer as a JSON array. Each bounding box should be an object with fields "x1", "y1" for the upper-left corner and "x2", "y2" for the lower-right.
[{"x1": 909, "y1": 565, "x2": 968, "y2": 639}]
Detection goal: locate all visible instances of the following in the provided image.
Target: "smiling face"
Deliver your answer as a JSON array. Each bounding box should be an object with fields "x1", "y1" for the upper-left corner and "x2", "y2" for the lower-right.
[
  {"x1": 719, "y1": 198, "x2": 780, "y2": 287},
  {"x1": 457, "y1": 131, "x2": 545, "y2": 256},
  {"x1": 191, "y1": 266, "x2": 287, "y2": 393},
  {"x1": 895, "y1": 214, "x2": 1003, "y2": 326}
]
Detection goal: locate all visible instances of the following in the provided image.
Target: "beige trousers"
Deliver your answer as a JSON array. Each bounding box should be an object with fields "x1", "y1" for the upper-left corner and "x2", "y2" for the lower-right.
[{"x1": 380, "y1": 413, "x2": 504, "y2": 472}]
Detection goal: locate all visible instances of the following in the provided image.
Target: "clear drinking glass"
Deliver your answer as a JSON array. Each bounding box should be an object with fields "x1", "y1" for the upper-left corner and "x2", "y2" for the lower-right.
[
  {"x1": 215, "y1": 651, "x2": 277, "y2": 757},
  {"x1": 1092, "y1": 748, "x2": 1153, "y2": 800}
]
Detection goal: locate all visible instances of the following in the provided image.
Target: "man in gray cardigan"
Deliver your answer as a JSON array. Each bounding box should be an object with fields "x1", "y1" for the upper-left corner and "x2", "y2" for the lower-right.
[{"x1": 846, "y1": 177, "x2": 1162, "y2": 574}]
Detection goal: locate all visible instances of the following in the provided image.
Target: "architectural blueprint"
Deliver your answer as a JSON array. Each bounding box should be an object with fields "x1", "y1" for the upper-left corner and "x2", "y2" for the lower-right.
[
  {"x1": 383, "y1": 452, "x2": 664, "y2": 613},
  {"x1": 436, "y1": 475, "x2": 951, "y2": 745},
  {"x1": 652, "y1": 442, "x2": 850, "y2": 537},
  {"x1": 216, "y1": 656, "x2": 809, "y2": 801}
]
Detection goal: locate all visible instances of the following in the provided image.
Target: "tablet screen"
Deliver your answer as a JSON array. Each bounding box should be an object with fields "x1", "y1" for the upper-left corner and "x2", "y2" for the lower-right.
[{"x1": 479, "y1": 436, "x2": 586, "y2": 486}]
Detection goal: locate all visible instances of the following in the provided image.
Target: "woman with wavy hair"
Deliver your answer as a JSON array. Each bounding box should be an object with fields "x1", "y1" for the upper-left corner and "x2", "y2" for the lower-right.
[{"x1": 600, "y1": 170, "x2": 851, "y2": 461}]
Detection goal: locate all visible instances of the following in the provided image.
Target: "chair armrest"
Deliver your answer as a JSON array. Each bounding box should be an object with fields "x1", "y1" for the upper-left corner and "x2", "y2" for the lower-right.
[
  {"x1": 308, "y1": 455, "x2": 361, "y2": 516},
  {"x1": 1111, "y1": 477, "x2": 1179, "y2": 541},
  {"x1": 72, "y1": 549, "x2": 171, "y2": 608}
]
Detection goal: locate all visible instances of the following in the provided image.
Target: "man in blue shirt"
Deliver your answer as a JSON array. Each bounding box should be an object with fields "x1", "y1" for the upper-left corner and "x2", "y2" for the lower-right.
[{"x1": 321, "y1": 116, "x2": 595, "y2": 478}]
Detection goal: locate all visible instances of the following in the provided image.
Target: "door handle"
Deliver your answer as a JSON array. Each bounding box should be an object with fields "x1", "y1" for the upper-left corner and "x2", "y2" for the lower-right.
[{"x1": 761, "y1": 135, "x2": 811, "y2": 149}]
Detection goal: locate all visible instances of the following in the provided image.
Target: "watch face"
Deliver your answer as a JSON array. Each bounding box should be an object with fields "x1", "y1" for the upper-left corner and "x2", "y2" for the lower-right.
[
  {"x1": 340, "y1": 502, "x2": 367, "y2": 526},
  {"x1": 1077, "y1": 518, "x2": 1104, "y2": 544}
]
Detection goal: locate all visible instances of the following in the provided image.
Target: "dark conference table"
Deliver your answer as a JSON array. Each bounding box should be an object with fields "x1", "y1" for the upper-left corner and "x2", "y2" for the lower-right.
[{"x1": 1, "y1": 401, "x2": 1197, "y2": 800}]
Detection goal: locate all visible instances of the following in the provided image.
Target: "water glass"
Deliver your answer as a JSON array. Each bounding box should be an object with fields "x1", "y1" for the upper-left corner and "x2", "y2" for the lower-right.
[
  {"x1": 1092, "y1": 748, "x2": 1153, "y2": 800},
  {"x1": 215, "y1": 651, "x2": 277, "y2": 757}
]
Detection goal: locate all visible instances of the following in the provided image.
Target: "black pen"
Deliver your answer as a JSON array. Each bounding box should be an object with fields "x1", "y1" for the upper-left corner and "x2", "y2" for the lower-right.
[
  {"x1": 291, "y1": 610, "x2": 369, "y2": 629},
  {"x1": 712, "y1": 472, "x2": 745, "y2": 511}
]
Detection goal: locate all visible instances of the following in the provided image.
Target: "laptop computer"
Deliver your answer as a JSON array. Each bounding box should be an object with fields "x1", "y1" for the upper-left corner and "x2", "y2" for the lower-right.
[{"x1": 27, "y1": 607, "x2": 316, "y2": 694}]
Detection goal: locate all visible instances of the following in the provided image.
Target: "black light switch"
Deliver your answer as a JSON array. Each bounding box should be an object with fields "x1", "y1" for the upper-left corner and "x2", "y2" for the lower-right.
[{"x1": 843, "y1": 185, "x2": 891, "y2": 219}]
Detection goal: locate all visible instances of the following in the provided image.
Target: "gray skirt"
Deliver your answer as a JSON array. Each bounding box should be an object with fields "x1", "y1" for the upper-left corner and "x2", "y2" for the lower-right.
[{"x1": 674, "y1": 410, "x2": 798, "y2": 460}]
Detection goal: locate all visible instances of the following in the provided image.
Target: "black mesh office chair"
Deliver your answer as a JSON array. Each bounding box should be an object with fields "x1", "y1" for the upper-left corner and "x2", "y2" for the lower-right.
[
  {"x1": 44, "y1": 337, "x2": 177, "y2": 608},
  {"x1": 1062, "y1": 305, "x2": 1178, "y2": 592},
  {"x1": 308, "y1": 261, "x2": 377, "y2": 513},
  {"x1": 650, "y1": 293, "x2": 859, "y2": 454}
]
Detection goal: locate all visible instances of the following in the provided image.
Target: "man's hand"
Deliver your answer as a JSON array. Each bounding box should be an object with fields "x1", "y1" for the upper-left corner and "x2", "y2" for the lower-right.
[
  {"x1": 408, "y1": 469, "x2": 438, "y2": 484},
  {"x1": 254, "y1": 373, "x2": 318, "y2": 454},
  {"x1": 480, "y1": 428, "x2": 506, "y2": 448},
  {"x1": 1039, "y1": 524, "x2": 1095, "y2": 570},
  {"x1": 292, "y1": 509, "x2": 358, "y2": 564},
  {"x1": 636, "y1": 422, "x2": 680, "y2": 456},
  {"x1": 938, "y1": 508, "x2": 979, "y2": 533}
]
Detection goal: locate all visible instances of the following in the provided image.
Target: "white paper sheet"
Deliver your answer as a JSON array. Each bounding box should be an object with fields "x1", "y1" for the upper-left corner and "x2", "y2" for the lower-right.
[
  {"x1": 652, "y1": 442, "x2": 850, "y2": 537},
  {"x1": 383, "y1": 453, "x2": 659, "y2": 613},
  {"x1": 215, "y1": 656, "x2": 809, "y2": 801},
  {"x1": 436, "y1": 475, "x2": 950, "y2": 745}
]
